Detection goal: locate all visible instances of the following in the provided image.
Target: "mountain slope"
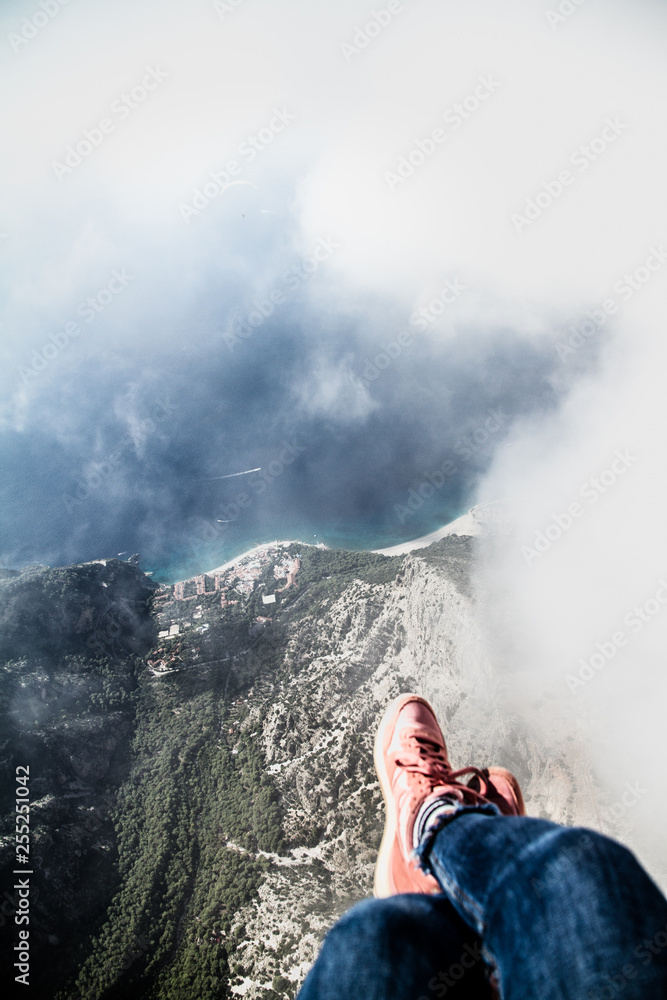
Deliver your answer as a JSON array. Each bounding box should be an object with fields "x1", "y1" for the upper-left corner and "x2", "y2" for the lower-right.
[{"x1": 0, "y1": 536, "x2": 609, "y2": 998}]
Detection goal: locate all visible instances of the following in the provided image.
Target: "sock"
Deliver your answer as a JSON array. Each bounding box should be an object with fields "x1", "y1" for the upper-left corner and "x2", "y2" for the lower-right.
[{"x1": 413, "y1": 794, "x2": 460, "y2": 849}]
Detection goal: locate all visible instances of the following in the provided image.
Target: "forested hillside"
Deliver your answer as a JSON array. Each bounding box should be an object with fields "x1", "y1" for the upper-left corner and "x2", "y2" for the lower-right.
[
  {"x1": 1, "y1": 535, "x2": 619, "y2": 997},
  {"x1": 0, "y1": 545, "x2": 405, "y2": 999}
]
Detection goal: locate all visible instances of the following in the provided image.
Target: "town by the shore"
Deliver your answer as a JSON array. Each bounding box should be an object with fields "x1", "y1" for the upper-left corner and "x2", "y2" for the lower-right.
[
  {"x1": 201, "y1": 507, "x2": 487, "y2": 579},
  {"x1": 205, "y1": 539, "x2": 311, "y2": 577}
]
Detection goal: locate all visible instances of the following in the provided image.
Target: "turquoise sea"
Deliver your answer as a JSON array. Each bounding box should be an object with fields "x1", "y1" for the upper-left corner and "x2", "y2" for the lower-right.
[{"x1": 147, "y1": 505, "x2": 468, "y2": 585}]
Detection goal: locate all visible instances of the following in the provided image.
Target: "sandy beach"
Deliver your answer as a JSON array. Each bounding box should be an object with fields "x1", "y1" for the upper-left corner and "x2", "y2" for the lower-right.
[
  {"x1": 205, "y1": 539, "x2": 302, "y2": 576},
  {"x1": 370, "y1": 510, "x2": 481, "y2": 557},
  {"x1": 202, "y1": 509, "x2": 483, "y2": 578}
]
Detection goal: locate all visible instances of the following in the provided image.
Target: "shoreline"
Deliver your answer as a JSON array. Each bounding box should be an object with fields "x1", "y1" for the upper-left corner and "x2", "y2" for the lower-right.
[
  {"x1": 205, "y1": 539, "x2": 310, "y2": 577},
  {"x1": 196, "y1": 509, "x2": 483, "y2": 581},
  {"x1": 370, "y1": 510, "x2": 480, "y2": 556}
]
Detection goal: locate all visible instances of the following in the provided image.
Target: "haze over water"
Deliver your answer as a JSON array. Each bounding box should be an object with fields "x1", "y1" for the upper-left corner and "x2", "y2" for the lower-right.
[{"x1": 3, "y1": 0, "x2": 667, "y2": 886}]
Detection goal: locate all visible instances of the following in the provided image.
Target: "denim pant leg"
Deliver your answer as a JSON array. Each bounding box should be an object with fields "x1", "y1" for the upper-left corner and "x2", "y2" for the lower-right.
[
  {"x1": 297, "y1": 893, "x2": 494, "y2": 1000},
  {"x1": 418, "y1": 809, "x2": 667, "y2": 1000}
]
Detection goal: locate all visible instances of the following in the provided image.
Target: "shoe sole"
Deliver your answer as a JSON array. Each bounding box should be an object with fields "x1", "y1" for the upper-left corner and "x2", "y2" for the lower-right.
[{"x1": 373, "y1": 693, "x2": 433, "y2": 898}]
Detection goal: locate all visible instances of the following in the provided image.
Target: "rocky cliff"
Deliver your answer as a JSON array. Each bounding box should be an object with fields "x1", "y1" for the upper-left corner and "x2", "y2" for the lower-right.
[
  {"x1": 0, "y1": 535, "x2": 612, "y2": 999},
  {"x1": 223, "y1": 535, "x2": 608, "y2": 996}
]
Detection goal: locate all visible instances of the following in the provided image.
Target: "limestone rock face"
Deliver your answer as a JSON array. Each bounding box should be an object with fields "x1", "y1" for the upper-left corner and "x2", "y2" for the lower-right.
[
  {"x1": 0, "y1": 537, "x2": 614, "y2": 999},
  {"x1": 228, "y1": 536, "x2": 610, "y2": 997}
]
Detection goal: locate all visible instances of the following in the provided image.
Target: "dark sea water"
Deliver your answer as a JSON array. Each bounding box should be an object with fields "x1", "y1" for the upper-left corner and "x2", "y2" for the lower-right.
[
  {"x1": 147, "y1": 503, "x2": 468, "y2": 584},
  {"x1": 0, "y1": 306, "x2": 566, "y2": 584}
]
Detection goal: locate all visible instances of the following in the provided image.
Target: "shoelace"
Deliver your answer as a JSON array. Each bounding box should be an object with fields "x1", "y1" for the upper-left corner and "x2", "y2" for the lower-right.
[{"x1": 398, "y1": 735, "x2": 494, "y2": 807}]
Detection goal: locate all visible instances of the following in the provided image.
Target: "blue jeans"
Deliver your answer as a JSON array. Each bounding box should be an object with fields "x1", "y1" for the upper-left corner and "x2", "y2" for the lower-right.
[{"x1": 297, "y1": 807, "x2": 667, "y2": 999}]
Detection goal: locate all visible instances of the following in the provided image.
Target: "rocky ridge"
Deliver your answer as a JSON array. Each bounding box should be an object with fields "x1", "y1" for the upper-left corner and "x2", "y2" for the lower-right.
[
  {"x1": 222, "y1": 536, "x2": 603, "y2": 996},
  {"x1": 0, "y1": 534, "x2": 622, "y2": 999}
]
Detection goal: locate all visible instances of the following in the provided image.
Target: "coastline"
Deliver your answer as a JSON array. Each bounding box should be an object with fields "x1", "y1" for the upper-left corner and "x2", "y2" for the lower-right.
[
  {"x1": 199, "y1": 509, "x2": 482, "y2": 579},
  {"x1": 371, "y1": 510, "x2": 480, "y2": 556},
  {"x1": 205, "y1": 539, "x2": 308, "y2": 576}
]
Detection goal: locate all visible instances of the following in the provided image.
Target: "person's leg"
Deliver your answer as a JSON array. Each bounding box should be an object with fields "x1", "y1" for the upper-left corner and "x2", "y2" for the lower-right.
[
  {"x1": 297, "y1": 893, "x2": 494, "y2": 1000},
  {"x1": 418, "y1": 808, "x2": 667, "y2": 1000},
  {"x1": 299, "y1": 693, "x2": 667, "y2": 999},
  {"x1": 372, "y1": 692, "x2": 667, "y2": 998}
]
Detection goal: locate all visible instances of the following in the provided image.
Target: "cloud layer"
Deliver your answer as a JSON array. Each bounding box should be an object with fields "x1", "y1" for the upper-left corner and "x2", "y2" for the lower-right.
[{"x1": 2, "y1": 0, "x2": 667, "y2": 883}]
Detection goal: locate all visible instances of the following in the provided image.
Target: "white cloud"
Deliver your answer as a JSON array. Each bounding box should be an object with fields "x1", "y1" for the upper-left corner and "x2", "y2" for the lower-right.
[
  {"x1": 473, "y1": 295, "x2": 667, "y2": 885},
  {"x1": 2, "y1": 0, "x2": 667, "y2": 885},
  {"x1": 293, "y1": 358, "x2": 379, "y2": 424}
]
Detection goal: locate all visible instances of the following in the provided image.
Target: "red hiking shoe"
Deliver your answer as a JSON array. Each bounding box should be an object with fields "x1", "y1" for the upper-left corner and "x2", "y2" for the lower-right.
[
  {"x1": 373, "y1": 693, "x2": 525, "y2": 898},
  {"x1": 468, "y1": 767, "x2": 526, "y2": 818}
]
